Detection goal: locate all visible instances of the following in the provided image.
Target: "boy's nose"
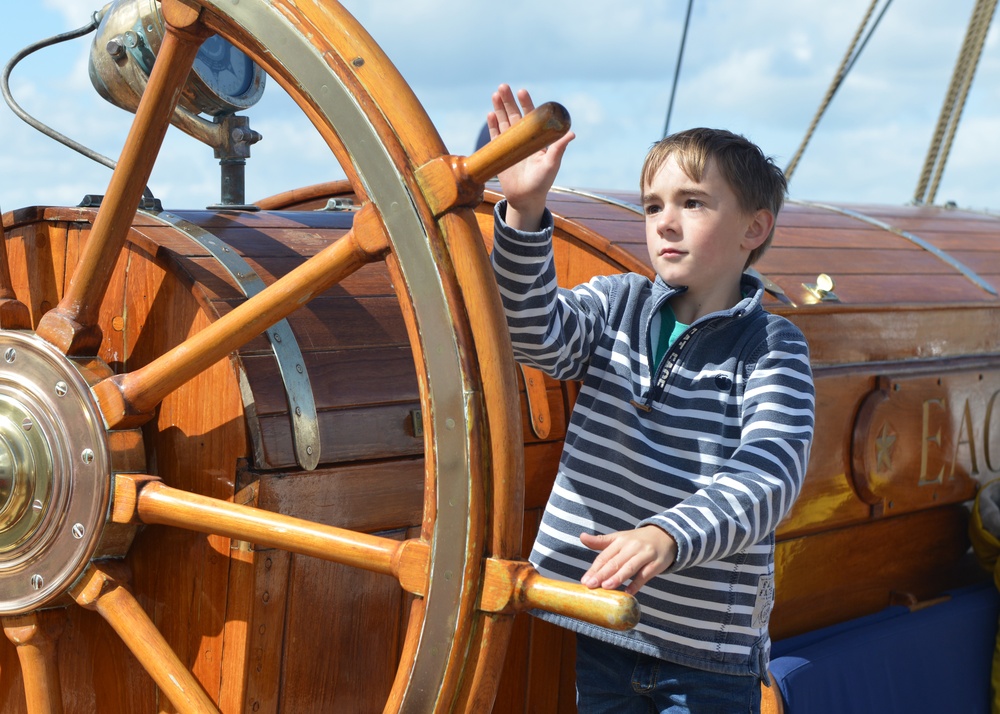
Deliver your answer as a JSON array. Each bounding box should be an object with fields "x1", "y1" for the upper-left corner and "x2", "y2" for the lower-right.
[{"x1": 656, "y1": 207, "x2": 677, "y2": 233}]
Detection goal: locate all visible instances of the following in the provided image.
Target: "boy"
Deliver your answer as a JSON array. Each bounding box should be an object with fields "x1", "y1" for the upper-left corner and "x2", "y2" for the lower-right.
[{"x1": 487, "y1": 84, "x2": 815, "y2": 713}]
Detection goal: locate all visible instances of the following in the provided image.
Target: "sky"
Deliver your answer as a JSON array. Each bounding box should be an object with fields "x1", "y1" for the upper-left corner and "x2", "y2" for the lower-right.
[{"x1": 0, "y1": 0, "x2": 997, "y2": 214}]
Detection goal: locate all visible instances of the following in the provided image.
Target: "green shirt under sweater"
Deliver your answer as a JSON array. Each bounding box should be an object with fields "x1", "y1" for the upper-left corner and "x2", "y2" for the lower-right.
[{"x1": 653, "y1": 303, "x2": 689, "y2": 368}]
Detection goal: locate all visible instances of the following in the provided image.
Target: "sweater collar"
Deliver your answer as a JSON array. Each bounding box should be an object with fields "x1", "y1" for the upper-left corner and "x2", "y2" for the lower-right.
[{"x1": 651, "y1": 272, "x2": 764, "y2": 323}]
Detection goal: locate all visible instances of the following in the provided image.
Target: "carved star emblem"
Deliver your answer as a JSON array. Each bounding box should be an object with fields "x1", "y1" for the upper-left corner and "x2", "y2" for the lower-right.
[{"x1": 875, "y1": 422, "x2": 896, "y2": 473}]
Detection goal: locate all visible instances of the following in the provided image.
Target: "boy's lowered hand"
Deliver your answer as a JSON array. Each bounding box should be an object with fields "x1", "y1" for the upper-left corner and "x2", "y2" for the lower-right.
[
  {"x1": 580, "y1": 526, "x2": 677, "y2": 596},
  {"x1": 487, "y1": 84, "x2": 574, "y2": 232}
]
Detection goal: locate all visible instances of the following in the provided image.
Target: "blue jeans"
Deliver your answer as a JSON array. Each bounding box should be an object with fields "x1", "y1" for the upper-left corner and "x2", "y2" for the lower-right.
[{"x1": 575, "y1": 634, "x2": 761, "y2": 714}]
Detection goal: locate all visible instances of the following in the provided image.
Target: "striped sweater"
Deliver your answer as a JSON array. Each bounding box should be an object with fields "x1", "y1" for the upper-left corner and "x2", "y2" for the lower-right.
[{"x1": 491, "y1": 202, "x2": 815, "y2": 679}]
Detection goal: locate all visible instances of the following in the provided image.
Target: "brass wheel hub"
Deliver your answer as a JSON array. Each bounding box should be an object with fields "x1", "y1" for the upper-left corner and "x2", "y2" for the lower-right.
[{"x1": 0, "y1": 332, "x2": 111, "y2": 614}]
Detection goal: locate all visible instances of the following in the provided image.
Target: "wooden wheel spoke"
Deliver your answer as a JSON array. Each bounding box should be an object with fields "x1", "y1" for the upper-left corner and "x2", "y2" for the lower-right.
[
  {"x1": 34, "y1": 10, "x2": 211, "y2": 355},
  {"x1": 479, "y1": 558, "x2": 639, "y2": 631},
  {"x1": 69, "y1": 563, "x2": 219, "y2": 714},
  {"x1": 415, "y1": 101, "x2": 571, "y2": 216},
  {"x1": 112, "y1": 475, "x2": 636, "y2": 630},
  {"x1": 92, "y1": 206, "x2": 389, "y2": 429},
  {"x1": 3, "y1": 611, "x2": 66, "y2": 714},
  {"x1": 113, "y1": 474, "x2": 428, "y2": 595}
]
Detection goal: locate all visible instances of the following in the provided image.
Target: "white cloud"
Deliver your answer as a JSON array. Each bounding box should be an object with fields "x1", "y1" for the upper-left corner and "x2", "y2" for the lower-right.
[{"x1": 41, "y1": 0, "x2": 95, "y2": 28}]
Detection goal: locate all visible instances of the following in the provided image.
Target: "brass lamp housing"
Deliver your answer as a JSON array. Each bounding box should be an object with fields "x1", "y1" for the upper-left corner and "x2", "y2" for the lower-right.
[{"x1": 88, "y1": 0, "x2": 266, "y2": 142}]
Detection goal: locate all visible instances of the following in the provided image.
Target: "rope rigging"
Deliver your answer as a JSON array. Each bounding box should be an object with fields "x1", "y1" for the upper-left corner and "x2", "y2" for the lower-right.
[
  {"x1": 914, "y1": 0, "x2": 997, "y2": 205},
  {"x1": 663, "y1": 0, "x2": 695, "y2": 138},
  {"x1": 784, "y1": 0, "x2": 892, "y2": 182}
]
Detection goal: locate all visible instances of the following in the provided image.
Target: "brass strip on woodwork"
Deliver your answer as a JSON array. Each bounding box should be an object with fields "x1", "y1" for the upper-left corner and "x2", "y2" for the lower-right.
[
  {"x1": 790, "y1": 199, "x2": 998, "y2": 297},
  {"x1": 144, "y1": 210, "x2": 321, "y2": 471},
  {"x1": 551, "y1": 185, "x2": 644, "y2": 213}
]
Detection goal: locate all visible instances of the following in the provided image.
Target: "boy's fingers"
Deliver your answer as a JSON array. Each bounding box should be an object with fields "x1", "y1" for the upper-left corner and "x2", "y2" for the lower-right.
[
  {"x1": 544, "y1": 131, "x2": 576, "y2": 164},
  {"x1": 582, "y1": 539, "x2": 634, "y2": 589},
  {"x1": 624, "y1": 563, "x2": 659, "y2": 595},
  {"x1": 581, "y1": 532, "x2": 638, "y2": 587},
  {"x1": 486, "y1": 112, "x2": 500, "y2": 140},
  {"x1": 517, "y1": 87, "x2": 536, "y2": 114},
  {"x1": 491, "y1": 91, "x2": 512, "y2": 131},
  {"x1": 579, "y1": 531, "x2": 608, "y2": 550},
  {"x1": 582, "y1": 530, "x2": 671, "y2": 593},
  {"x1": 497, "y1": 84, "x2": 524, "y2": 126},
  {"x1": 599, "y1": 552, "x2": 648, "y2": 590},
  {"x1": 582, "y1": 559, "x2": 617, "y2": 589},
  {"x1": 580, "y1": 537, "x2": 615, "y2": 587}
]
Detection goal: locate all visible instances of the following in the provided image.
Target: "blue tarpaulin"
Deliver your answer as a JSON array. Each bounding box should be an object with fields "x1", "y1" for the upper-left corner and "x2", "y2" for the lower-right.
[{"x1": 769, "y1": 583, "x2": 999, "y2": 714}]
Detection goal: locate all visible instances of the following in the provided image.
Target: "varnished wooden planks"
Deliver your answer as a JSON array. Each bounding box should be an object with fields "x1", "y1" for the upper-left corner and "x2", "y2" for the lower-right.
[
  {"x1": 253, "y1": 402, "x2": 423, "y2": 468},
  {"x1": 240, "y1": 347, "x2": 418, "y2": 415},
  {"x1": 244, "y1": 467, "x2": 415, "y2": 712},
  {"x1": 771, "y1": 505, "x2": 974, "y2": 640}
]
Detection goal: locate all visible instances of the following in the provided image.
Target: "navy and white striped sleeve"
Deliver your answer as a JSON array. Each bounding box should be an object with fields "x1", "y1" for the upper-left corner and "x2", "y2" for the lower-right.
[
  {"x1": 642, "y1": 322, "x2": 815, "y2": 571},
  {"x1": 490, "y1": 200, "x2": 611, "y2": 381}
]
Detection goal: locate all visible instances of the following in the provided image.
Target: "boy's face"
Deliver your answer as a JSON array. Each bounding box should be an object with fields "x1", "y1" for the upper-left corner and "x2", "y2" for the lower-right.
[{"x1": 642, "y1": 155, "x2": 771, "y2": 310}]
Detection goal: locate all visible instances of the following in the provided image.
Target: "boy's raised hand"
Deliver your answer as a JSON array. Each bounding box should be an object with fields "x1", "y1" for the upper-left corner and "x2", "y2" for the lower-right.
[
  {"x1": 488, "y1": 84, "x2": 575, "y2": 232},
  {"x1": 580, "y1": 526, "x2": 678, "y2": 596}
]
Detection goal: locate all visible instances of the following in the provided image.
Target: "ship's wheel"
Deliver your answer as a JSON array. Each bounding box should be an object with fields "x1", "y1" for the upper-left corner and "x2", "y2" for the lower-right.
[{"x1": 0, "y1": 1, "x2": 636, "y2": 712}]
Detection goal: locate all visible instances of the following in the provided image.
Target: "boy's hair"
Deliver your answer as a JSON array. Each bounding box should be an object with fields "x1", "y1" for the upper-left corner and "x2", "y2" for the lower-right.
[{"x1": 640, "y1": 128, "x2": 787, "y2": 267}]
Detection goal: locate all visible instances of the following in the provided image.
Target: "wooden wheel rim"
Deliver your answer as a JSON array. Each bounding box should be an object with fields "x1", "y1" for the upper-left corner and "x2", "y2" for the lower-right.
[
  {"x1": 210, "y1": 4, "x2": 500, "y2": 710},
  {"x1": 1, "y1": 0, "x2": 525, "y2": 711}
]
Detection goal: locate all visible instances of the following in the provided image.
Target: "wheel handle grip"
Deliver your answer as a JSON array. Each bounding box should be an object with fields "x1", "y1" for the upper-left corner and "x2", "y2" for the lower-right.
[
  {"x1": 416, "y1": 102, "x2": 571, "y2": 216},
  {"x1": 482, "y1": 558, "x2": 640, "y2": 631},
  {"x1": 464, "y1": 101, "x2": 571, "y2": 184}
]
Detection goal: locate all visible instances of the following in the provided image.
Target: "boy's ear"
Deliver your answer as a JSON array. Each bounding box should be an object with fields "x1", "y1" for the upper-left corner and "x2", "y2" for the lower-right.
[{"x1": 741, "y1": 209, "x2": 774, "y2": 251}]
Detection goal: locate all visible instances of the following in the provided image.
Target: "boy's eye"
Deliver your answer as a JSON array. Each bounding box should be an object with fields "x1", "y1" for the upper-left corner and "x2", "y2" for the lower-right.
[
  {"x1": 684, "y1": 199, "x2": 702, "y2": 209},
  {"x1": 644, "y1": 204, "x2": 661, "y2": 215}
]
